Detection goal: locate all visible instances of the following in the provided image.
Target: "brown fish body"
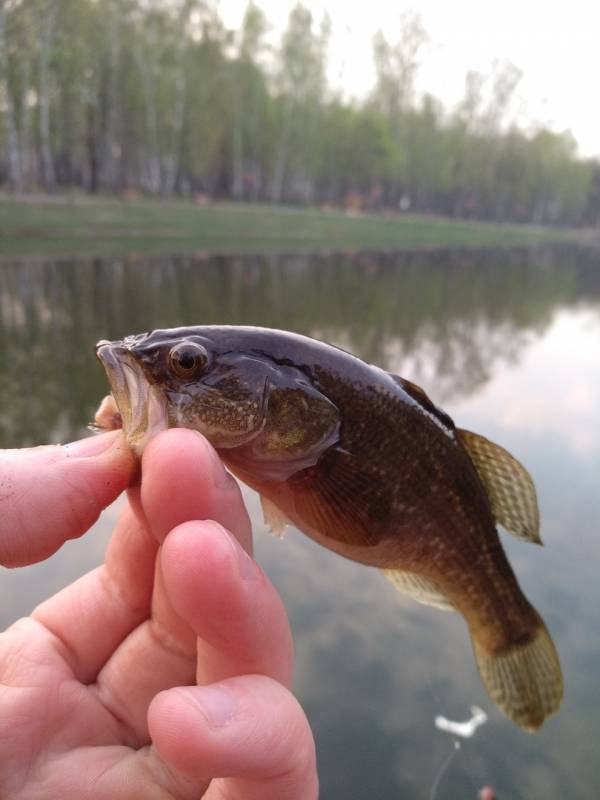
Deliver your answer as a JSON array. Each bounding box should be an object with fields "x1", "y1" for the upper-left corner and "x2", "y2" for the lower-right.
[
  {"x1": 220, "y1": 336, "x2": 537, "y2": 655},
  {"x1": 95, "y1": 325, "x2": 563, "y2": 730}
]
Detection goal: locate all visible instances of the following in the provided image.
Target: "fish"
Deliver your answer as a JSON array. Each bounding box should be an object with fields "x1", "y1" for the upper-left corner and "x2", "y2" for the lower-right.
[{"x1": 95, "y1": 325, "x2": 563, "y2": 731}]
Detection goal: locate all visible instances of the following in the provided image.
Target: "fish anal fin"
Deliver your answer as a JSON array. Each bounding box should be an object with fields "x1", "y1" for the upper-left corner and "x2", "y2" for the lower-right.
[
  {"x1": 260, "y1": 494, "x2": 288, "y2": 539},
  {"x1": 472, "y1": 623, "x2": 563, "y2": 731},
  {"x1": 458, "y1": 429, "x2": 541, "y2": 545},
  {"x1": 381, "y1": 568, "x2": 454, "y2": 611}
]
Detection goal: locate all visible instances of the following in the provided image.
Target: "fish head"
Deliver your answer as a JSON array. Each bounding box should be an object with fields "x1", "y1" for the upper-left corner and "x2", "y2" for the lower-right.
[
  {"x1": 96, "y1": 328, "x2": 269, "y2": 453},
  {"x1": 96, "y1": 327, "x2": 340, "y2": 472}
]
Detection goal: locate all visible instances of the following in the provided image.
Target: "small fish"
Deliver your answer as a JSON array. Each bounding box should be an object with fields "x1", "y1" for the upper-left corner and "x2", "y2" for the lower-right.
[{"x1": 95, "y1": 326, "x2": 563, "y2": 730}]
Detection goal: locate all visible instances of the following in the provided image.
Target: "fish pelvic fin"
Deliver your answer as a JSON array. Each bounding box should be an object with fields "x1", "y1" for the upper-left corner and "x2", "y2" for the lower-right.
[
  {"x1": 381, "y1": 568, "x2": 454, "y2": 611},
  {"x1": 260, "y1": 494, "x2": 288, "y2": 539},
  {"x1": 471, "y1": 622, "x2": 563, "y2": 731},
  {"x1": 457, "y1": 429, "x2": 541, "y2": 545}
]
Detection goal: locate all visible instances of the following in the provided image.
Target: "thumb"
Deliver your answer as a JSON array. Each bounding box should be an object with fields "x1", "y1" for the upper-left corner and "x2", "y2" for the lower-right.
[{"x1": 0, "y1": 431, "x2": 136, "y2": 567}]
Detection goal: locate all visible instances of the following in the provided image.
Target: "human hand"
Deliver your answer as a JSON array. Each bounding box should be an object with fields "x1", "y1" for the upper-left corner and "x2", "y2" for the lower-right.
[{"x1": 0, "y1": 429, "x2": 318, "y2": 799}]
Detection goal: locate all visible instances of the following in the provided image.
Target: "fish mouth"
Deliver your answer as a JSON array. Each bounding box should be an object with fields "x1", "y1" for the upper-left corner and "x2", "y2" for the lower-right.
[{"x1": 96, "y1": 340, "x2": 167, "y2": 452}]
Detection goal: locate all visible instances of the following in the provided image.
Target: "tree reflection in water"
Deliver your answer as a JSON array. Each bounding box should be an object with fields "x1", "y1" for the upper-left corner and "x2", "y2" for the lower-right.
[{"x1": 1, "y1": 245, "x2": 599, "y2": 447}]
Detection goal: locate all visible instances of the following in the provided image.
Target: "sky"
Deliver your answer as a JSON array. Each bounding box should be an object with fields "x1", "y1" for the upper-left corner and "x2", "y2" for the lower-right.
[{"x1": 219, "y1": 0, "x2": 600, "y2": 159}]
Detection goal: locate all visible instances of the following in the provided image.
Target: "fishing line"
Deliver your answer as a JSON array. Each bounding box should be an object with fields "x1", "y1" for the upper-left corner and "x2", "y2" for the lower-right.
[
  {"x1": 429, "y1": 737, "x2": 461, "y2": 800},
  {"x1": 396, "y1": 609, "x2": 456, "y2": 799},
  {"x1": 422, "y1": 667, "x2": 487, "y2": 798}
]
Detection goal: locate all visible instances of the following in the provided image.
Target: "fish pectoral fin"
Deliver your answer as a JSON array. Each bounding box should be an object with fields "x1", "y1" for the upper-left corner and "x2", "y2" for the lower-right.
[
  {"x1": 381, "y1": 568, "x2": 454, "y2": 611},
  {"x1": 260, "y1": 494, "x2": 289, "y2": 539},
  {"x1": 457, "y1": 429, "x2": 541, "y2": 545},
  {"x1": 471, "y1": 622, "x2": 563, "y2": 731},
  {"x1": 291, "y1": 446, "x2": 386, "y2": 547}
]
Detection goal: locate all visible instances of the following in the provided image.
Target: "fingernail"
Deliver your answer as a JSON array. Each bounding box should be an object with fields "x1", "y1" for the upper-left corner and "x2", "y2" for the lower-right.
[
  {"x1": 186, "y1": 431, "x2": 235, "y2": 490},
  {"x1": 63, "y1": 431, "x2": 120, "y2": 458},
  {"x1": 236, "y1": 539, "x2": 257, "y2": 580},
  {"x1": 197, "y1": 434, "x2": 234, "y2": 490},
  {"x1": 208, "y1": 445, "x2": 236, "y2": 490},
  {"x1": 190, "y1": 685, "x2": 237, "y2": 727},
  {"x1": 212, "y1": 522, "x2": 256, "y2": 581}
]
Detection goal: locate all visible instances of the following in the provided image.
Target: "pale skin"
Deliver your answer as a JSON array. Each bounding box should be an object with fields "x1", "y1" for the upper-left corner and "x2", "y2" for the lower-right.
[{"x1": 0, "y1": 428, "x2": 319, "y2": 799}]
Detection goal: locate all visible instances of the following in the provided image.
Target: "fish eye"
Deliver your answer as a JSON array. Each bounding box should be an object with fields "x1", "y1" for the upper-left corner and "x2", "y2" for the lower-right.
[{"x1": 168, "y1": 342, "x2": 208, "y2": 379}]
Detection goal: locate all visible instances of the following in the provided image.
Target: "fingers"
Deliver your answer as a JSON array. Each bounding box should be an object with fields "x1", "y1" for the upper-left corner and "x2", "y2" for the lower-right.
[
  {"x1": 23, "y1": 430, "x2": 251, "y2": 689},
  {"x1": 51, "y1": 678, "x2": 317, "y2": 800},
  {"x1": 0, "y1": 431, "x2": 135, "y2": 567},
  {"x1": 90, "y1": 431, "x2": 256, "y2": 743},
  {"x1": 92, "y1": 517, "x2": 294, "y2": 745},
  {"x1": 161, "y1": 521, "x2": 294, "y2": 688},
  {"x1": 139, "y1": 429, "x2": 252, "y2": 659},
  {"x1": 31, "y1": 503, "x2": 158, "y2": 684},
  {"x1": 148, "y1": 675, "x2": 318, "y2": 800},
  {"x1": 139, "y1": 429, "x2": 252, "y2": 552},
  {"x1": 135, "y1": 427, "x2": 253, "y2": 662}
]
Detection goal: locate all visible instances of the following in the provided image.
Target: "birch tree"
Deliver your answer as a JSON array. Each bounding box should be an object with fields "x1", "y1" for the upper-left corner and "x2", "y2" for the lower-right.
[
  {"x1": 0, "y1": 0, "x2": 595, "y2": 225},
  {"x1": 230, "y1": 1, "x2": 268, "y2": 199},
  {"x1": 36, "y1": 0, "x2": 59, "y2": 191},
  {"x1": 0, "y1": 0, "x2": 23, "y2": 191},
  {"x1": 269, "y1": 3, "x2": 329, "y2": 202}
]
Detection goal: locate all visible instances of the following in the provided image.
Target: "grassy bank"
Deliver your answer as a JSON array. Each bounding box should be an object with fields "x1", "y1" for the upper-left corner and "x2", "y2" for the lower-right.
[{"x1": 0, "y1": 195, "x2": 593, "y2": 258}]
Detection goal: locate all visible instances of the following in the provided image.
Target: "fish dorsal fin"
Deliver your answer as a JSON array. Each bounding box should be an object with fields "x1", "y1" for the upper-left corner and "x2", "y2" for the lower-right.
[
  {"x1": 260, "y1": 494, "x2": 288, "y2": 539},
  {"x1": 457, "y1": 429, "x2": 541, "y2": 545},
  {"x1": 381, "y1": 568, "x2": 454, "y2": 611},
  {"x1": 391, "y1": 375, "x2": 432, "y2": 406},
  {"x1": 389, "y1": 374, "x2": 455, "y2": 431}
]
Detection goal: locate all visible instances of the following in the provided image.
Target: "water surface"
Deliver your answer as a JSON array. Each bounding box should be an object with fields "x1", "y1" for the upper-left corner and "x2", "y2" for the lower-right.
[{"x1": 1, "y1": 246, "x2": 599, "y2": 799}]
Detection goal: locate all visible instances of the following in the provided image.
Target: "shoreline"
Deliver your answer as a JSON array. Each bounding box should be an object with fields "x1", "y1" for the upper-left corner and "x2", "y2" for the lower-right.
[{"x1": 0, "y1": 195, "x2": 595, "y2": 258}]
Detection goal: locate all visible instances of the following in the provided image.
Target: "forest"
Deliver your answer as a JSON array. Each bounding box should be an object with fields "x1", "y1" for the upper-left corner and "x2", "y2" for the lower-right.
[{"x1": 1, "y1": 0, "x2": 599, "y2": 227}]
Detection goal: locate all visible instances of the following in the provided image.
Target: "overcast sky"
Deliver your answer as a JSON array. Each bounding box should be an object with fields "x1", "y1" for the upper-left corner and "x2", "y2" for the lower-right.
[{"x1": 219, "y1": 0, "x2": 600, "y2": 158}]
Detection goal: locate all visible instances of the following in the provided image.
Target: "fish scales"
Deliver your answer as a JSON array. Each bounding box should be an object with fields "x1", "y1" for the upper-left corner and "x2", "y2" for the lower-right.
[
  {"x1": 249, "y1": 368, "x2": 538, "y2": 646},
  {"x1": 94, "y1": 325, "x2": 563, "y2": 731}
]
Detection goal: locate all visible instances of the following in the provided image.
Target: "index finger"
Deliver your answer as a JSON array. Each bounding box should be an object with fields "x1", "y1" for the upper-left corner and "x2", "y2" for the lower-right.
[
  {"x1": 0, "y1": 431, "x2": 135, "y2": 567},
  {"x1": 138, "y1": 429, "x2": 252, "y2": 552}
]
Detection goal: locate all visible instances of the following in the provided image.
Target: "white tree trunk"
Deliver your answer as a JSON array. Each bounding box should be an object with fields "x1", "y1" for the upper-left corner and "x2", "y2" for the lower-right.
[
  {"x1": 102, "y1": 2, "x2": 120, "y2": 190},
  {"x1": 0, "y1": 0, "x2": 23, "y2": 192},
  {"x1": 269, "y1": 103, "x2": 292, "y2": 203},
  {"x1": 136, "y1": 40, "x2": 161, "y2": 194},
  {"x1": 163, "y1": 2, "x2": 192, "y2": 197},
  {"x1": 18, "y1": 53, "x2": 31, "y2": 189},
  {"x1": 37, "y1": 0, "x2": 58, "y2": 191},
  {"x1": 163, "y1": 67, "x2": 186, "y2": 196},
  {"x1": 231, "y1": 70, "x2": 244, "y2": 199}
]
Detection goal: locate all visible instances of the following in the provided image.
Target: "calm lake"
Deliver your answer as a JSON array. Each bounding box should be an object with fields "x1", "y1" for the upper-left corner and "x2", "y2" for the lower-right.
[{"x1": 1, "y1": 245, "x2": 599, "y2": 799}]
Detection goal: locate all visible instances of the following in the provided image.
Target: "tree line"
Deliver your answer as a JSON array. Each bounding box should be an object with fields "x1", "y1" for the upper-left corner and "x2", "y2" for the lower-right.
[{"x1": 1, "y1": 0, "x2": 599, "y2": 227}]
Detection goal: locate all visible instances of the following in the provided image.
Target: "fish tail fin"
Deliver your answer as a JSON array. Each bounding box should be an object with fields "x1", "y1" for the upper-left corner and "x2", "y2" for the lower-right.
[{"x1": 471, "y1": 622, "x2": 563, "y2": 731}]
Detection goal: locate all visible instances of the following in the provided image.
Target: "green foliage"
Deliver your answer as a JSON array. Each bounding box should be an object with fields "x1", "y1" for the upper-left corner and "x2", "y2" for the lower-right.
[{"x1": 0, "y1": 0, "x2": 597, "y2": 226}]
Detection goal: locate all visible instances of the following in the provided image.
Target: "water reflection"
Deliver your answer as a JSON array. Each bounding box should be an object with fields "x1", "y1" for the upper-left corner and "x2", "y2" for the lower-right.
[
  {"x1": 1, "y1": 245, "x2": 600, "y2": 799},
  {"x1": 1, "y1": 245, "x2": 599, "y2": 448}
]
